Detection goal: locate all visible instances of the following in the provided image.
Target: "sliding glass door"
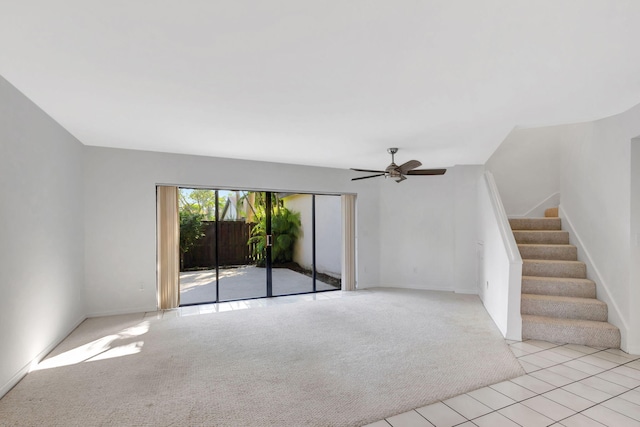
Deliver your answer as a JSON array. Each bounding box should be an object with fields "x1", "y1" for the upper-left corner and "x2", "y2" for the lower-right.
[
  {"x1": 178, "y1": 188, "x2": 342, "y2": 305},
  {"x1": 216, "y1": 190, "x2": 267, "y2": 301}
]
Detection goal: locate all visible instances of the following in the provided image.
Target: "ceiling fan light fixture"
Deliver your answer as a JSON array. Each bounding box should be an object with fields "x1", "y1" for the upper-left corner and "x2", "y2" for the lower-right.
[{"x1": 350, "y1": 148, "x2": 446, "y2": 183}]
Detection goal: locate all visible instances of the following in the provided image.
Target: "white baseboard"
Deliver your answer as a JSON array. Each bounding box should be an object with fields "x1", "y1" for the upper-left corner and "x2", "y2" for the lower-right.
[
  {"x1": 559, "y1": 205, "x2": 629, "y2": 349},
  {"x1": 87, "y1": 306, "x2": 157, "y2": 318},
  {"x1": 1, "y1": 315, "x2": 86, "y2": 399},
  {"x1": 372, "y1": 284, "x2": 455, "y2": 293},
  {"x1": 455, "y1": 288, "x2": 480, "y2": 295}
]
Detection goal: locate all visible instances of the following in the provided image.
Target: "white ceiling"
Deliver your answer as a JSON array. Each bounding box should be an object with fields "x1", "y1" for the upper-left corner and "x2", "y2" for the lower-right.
[{"x1": 2, "y1": 1, "x2": 640, "y2": 170}]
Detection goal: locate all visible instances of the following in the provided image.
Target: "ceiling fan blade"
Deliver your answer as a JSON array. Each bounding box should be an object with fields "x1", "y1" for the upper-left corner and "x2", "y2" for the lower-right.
[
  {"x1": 351, "y1": 173, "x2": 386, "y2": 181},
  {"x1": 398, "y1": 160, "x2": 422, "y2": 174},
  {"x1": 395, "y1": 174, "x2": 407, "y2": 183},
  {"x1": 351, "y1": 168, "x2": 386, "y2": 173},
  {"x1": 406, "y1": 168, "x2": 447, "y2": 176}
]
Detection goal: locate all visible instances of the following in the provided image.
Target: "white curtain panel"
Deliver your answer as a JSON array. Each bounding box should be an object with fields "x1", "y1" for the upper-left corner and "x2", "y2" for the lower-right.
[
  {"x1": 157, "y1": 186, "x2": 180, "y2": 309},
  {"x1": 341, "y1": 194, "x2": 356, "y2": 291}
]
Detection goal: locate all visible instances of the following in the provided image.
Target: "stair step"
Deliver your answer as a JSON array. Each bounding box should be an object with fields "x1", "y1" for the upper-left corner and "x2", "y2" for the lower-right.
[
  {"x1": 518, "y1": 244, "x2": 577, "y2": 261},
  {"x1": 522, "y1": 276, "x2": 596, "y2": 298},
  {"x1": 545, "y1": 207, "x2": 559, "y2": 218},
  {"x1": 509, "y1": 217, "x2": 561, "y2": 230},
  {"x1": 523, "y1": 259, "x2": 586, "y2": 278},
  {"x1": 513, "y1": 230, "x2": 570, "y2": 244},
  {"x1": 522, "y1": 315, "x2": 620, "y2": 348},
  {"x1": 521, "y1": 294, "x2": 607, "y2": 321}
]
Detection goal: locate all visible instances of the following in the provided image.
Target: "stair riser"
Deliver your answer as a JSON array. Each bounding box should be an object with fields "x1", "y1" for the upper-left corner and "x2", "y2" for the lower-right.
[
  {"x1": 509, "y1": 218, "x2": 561, "y2": 230},
  {"x1": 513, "y1": 231, "x2": 570, "y2": 244},
  {"x1": 521, "y1": 299, "x2": 608, "y2": 321},
  {"x1": 522, "y1": 278, "x2": 596, "y2": 298},
  {"x1": 522, "y1": 319, "x2": 621, "y2": 348},
  {"x1": 518, "y1": 245, "x2": 577, "y2": 261},
  {"x1": 545, "y1": 207, "x2": 559, "y2": 218},
  {"x1": 523, "y1": 262, "x2": 586, "y2": 279}
]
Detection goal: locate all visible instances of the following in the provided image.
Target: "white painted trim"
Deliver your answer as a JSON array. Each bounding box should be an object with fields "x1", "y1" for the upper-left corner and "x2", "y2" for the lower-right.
[
  {"x1": 455, "y1": 288, "x2": 480, "y2": 295},
  {"x1": 559, "y1": 205, "x2": 629, "y2": 349},
  {"x1": 373, "y1": 284, "x2": 455, "y2": 293},
  {"x1": 509, "y1": 192, "x2": 561, "y2": 218},
  {"x1": 1, "y1": 315, "x2": 86, "y2": 399},
  {"x1": 485, "y1": 173, "x2": 521, "y2": 264},
  {"x1": 86, "y1": 306, "x2": 156, "y2": 318},
  {"x1": 378, "y1": 285, "x2": 478, "y2": 295}
]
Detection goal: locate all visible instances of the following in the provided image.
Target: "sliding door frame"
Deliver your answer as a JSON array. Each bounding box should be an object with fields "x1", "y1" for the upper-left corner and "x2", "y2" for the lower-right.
[
  {"x1": 265, "y1": 191, "x2": 273, "y2": 298},
  {"x1": 161, "y1": 184, "x2": 356, "y2": 307}
]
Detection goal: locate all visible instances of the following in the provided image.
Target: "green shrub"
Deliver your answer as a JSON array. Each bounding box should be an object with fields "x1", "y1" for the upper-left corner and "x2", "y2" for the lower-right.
[
  {"x1": 179, "y1": 211, "x2": 205, "y2": 258},
  {"x1": 249, "y1": 206, "x2": 301, "y2": 267}
]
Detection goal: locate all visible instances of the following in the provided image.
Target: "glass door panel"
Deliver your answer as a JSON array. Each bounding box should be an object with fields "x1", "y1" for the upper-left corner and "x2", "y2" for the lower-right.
[
  {"x1": 178, "y1": 188, "x2": 218, "y2": 305},
  {"x1": 314, "y1": 195, "x2": 342, "y2": 292},
  {"x1": 272, "y1": 193, "x2": 313, "y2": 296},
  {"x1": 218, "y1": 190, "x2": 267, "y2": 302}
]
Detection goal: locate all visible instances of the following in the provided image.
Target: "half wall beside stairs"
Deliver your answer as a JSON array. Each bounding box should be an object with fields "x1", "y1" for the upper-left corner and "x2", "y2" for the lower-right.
[{"x1": 478, "y1": 172, "x2": 522, "y2": 341}]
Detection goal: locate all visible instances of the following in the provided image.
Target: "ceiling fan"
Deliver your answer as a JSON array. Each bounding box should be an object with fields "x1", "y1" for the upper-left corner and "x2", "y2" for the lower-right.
[{"x1": 351, "y1": 148, "x2": 446, "y2": 183}]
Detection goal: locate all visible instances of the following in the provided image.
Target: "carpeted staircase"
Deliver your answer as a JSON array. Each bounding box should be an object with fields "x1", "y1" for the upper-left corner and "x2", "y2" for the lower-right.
[{"x1": 510, "y1": 208, "x2": 621, "y2": 348}]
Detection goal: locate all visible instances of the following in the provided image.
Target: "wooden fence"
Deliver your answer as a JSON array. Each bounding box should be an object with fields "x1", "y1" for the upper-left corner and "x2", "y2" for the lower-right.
[{"x1": 182, "y1": 221, "x2": 256, "y2": 269}]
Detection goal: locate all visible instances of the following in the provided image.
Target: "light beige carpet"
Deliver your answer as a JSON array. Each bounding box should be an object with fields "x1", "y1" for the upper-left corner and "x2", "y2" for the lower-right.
[{"x1": 0, "y1": 288, "x2": 523, "y2": 426}]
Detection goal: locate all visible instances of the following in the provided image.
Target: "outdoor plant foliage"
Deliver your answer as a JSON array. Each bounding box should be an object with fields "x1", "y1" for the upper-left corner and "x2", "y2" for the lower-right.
[
  {"x1": 249, "y1": 203, "x2": 301, "y2": 267},
  {"x1": 179, "y1": 211, "x2": 205, "y2": 258},
  {"x1": 179, "y1": 189, "x2": 221, "y2": 220}
]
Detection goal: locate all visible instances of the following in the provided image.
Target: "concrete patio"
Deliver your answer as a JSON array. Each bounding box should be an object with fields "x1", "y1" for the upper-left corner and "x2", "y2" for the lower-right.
[{"x1": 179, "y1": 265, "x2": 339, "y2": 305}]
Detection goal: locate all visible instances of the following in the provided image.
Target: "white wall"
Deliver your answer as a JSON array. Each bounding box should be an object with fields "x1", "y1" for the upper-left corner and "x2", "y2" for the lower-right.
[
  {"x1": 559, "y1": 103, "x2": 640, "y2": 353},
  {"x1": 284, "y1": 194, "x2": 342, "y2": 278},
  {"x1": 631, "y1": 138, "x2": 640, "y2": 353},
  {"x1": 83, "y1": 147, "x2": 381, "y2": 315},
  {"x1": 0, "y1": 76, "x2": 86, "y2": 397},
  {"x1": 378, "y1": 165, "x2": 483, "y2": 293},
  {"x1": 485, "y1": 125, "x2": 582, "y2": 217},
  {"x1": 453, "y1": 165, "x2": 485, "y2": 293}
]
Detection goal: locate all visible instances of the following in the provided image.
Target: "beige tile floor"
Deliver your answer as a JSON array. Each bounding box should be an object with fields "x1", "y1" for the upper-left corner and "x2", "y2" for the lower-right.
[
  {"x1": 146, "y1": 292, "x2": 640, "y2": 427},
  {"x1": 365, "y1": 340, "x2": 640, "y2": 427}
]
